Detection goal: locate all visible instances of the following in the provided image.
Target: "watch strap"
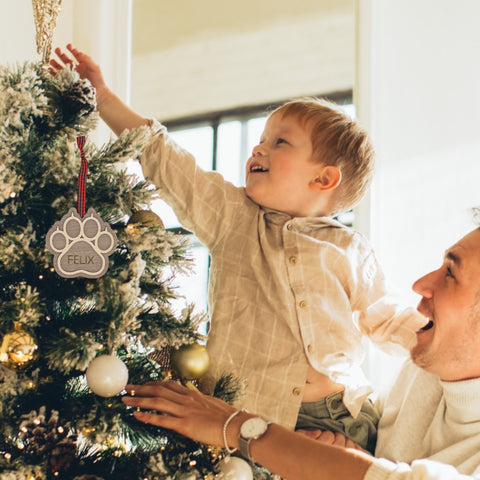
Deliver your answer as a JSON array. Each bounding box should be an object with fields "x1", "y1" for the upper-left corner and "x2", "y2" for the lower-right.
[{"x1": 238, "y1": 433, "x2": 251, "y2": 461}]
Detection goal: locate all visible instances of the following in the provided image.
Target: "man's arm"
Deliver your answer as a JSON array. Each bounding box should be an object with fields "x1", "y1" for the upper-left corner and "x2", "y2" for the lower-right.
[
  {"x1": 122, "y1": 381, "x2": 478, "y2": 480},
  {"x1": 50, "y1": 44, "x2": 148, "y2": 136},
  {"x1": 122, "y1": 381, "x2": 372, "y2": 480}
]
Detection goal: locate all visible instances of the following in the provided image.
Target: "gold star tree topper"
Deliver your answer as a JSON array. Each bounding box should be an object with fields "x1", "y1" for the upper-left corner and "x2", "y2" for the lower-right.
[{"x1": 31, "y1": 0, "x2": 63, "y2": 64}]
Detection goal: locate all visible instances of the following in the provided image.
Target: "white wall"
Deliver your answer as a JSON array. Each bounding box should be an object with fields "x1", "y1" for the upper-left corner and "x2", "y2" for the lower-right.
[
  {"x1": 130, "y1": 4, "x2": 355, "y2": 119},
  {"x1": 356, "y1": 0, "x2": 480, "y2": 385},
  {"x1": 357, "y1": 0, "x2": 480, "y2": 303},
  {"x1": 0, "y1": 0, "x2": 67, "y2": 64},
  {"x1": 0, "y1": 0, "x2": 131, "y2": 145}
]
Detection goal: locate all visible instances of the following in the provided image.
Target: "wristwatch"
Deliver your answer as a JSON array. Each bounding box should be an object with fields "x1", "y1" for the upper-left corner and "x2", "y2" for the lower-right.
[{"x1": 238, "y1": 417, "x2": 272, "y2": 463}]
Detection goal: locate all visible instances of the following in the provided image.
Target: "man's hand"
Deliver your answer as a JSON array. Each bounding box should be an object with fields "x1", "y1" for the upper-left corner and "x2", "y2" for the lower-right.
[
  {"x1": 296, "y1": 429, "x2": 366, "y2": 451},
  {"x1": 122, "y1": 380, "x2": 239, "y2": 448}
]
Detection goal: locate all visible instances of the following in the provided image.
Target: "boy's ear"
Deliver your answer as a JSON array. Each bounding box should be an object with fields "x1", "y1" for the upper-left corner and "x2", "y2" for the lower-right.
[{"x1": 310, "y1": 165, "x2": 342, "y2": 192}]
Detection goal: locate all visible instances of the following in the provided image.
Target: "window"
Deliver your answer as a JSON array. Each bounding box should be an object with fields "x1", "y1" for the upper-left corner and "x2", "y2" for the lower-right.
[{"x1": 151, "y1": 94, "x2": 353, "y2": 316}]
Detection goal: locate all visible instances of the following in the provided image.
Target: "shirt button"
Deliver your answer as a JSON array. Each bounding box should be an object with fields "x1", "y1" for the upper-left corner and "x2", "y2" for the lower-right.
[
  {"x1": 292, "y1": 387, "x2": 302, "y2": 396},
  {"x1": 286, "y1": 223, "x2": 293, "y2": 231},
  {"x1": 307, "y1": 344, "x2": 313, "y2": 353},
  {"x1": 299, "y1": 300, "x2": 307, "y2": 308},
  {"x1": 289, "y1": 256, "x2": 297, "y2": 265}
]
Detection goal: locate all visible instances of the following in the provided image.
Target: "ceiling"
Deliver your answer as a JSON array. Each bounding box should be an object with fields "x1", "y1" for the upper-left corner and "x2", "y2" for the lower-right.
[{"x1": 132, "y1": 0, "x2": 354, "y2": 55}]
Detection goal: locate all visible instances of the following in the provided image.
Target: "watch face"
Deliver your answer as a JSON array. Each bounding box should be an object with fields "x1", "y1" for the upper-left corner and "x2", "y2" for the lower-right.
[{"x1": 240, "y1": 417, "x2": 269, "y2": 439}]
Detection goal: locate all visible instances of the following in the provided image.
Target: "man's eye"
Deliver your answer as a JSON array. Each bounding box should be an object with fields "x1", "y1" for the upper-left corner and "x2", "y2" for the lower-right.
[
  {"x1": 276, "y1": 138, "x2": 287, "y2": 145},
  {"x1": 446, "y1": 266, "x2": 454, "y2": 278}
]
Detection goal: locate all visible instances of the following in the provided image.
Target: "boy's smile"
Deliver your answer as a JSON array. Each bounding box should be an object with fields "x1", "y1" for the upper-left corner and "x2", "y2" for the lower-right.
[{"x1": 249, "y1": 162, "x2": 268, "y2": 173}]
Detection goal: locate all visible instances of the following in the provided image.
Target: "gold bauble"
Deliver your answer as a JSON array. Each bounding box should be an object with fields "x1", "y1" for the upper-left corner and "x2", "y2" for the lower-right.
[
  {"x1": 0, "y1": 326, "x2": 39, "y2": 370},
  {"x1": 127, "y1": 210, "x2": 164, "y2": 229},
  {"x1": 170, "y1": 342, "x2": 210, "y2": 381}
]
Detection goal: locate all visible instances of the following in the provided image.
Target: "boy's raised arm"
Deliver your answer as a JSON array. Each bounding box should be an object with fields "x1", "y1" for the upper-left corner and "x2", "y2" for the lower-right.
[{"x1": 50, "y1": 44, "x2": 149, "y2": 136}]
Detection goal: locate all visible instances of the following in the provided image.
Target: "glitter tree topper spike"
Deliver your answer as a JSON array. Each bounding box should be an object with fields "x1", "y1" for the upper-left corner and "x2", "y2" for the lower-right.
[{"x1": 31, "y1": 0, "x2": 63, "y2": 64}]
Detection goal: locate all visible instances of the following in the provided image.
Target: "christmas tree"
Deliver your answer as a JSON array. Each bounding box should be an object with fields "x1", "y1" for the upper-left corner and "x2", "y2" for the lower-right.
[{"x1": 0, "y1": 58, "x2": 251, "y2": 479}]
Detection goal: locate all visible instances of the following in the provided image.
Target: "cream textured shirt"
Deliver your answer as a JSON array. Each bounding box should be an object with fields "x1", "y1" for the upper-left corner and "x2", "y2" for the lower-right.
[
  {"x1": 140, "y1": 122, "x2": 426, "y2": 429},
  {"x1": 366, "y1": 360, "x2": 480, "y2": 480}
]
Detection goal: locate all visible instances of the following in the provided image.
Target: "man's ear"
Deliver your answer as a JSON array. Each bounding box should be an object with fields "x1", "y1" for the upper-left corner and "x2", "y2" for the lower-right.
[{"x1": 310, "y1": 165, "x2": 342, "y2": 192}]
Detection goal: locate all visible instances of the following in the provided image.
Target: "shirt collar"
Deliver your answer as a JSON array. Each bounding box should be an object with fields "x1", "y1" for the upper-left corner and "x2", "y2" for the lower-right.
[{"x1": 261, "y1": 207, "x2": 347, "y2": 230}]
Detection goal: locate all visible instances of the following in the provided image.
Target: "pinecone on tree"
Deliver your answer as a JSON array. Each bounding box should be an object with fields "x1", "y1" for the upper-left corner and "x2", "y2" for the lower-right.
[
  {"x1": 58, "y1": 75, "x2": 97, "y2": 120},
  {"x1": 18, "y1": 407, "x2": 77, "y2": 474}
]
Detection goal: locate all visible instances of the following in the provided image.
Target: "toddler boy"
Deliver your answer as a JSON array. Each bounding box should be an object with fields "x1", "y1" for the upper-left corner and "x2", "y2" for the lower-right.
[{"x1": 51, "y1": 45, "x2": 426, "y2": 453}]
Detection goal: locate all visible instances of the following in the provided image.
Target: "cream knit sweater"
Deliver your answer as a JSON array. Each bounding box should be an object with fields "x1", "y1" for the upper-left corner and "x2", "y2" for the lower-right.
[{"x1": 366, "y1": 360, "x2": 480, "y2": 480}]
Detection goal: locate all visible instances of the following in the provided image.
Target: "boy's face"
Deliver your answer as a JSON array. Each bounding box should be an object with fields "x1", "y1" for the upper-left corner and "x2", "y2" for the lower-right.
[{"x1": 245, "y1": 113, "x2": 323, "y2": 216}]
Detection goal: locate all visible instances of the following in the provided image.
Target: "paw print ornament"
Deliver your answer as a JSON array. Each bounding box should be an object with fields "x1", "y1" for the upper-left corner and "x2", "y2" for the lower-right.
[
  {"x1": 46, "y1": 207, "x2": 117, "y2": 278},
  {"x1": 46, "y1": 136, "x2": 118, "y2": 279}
]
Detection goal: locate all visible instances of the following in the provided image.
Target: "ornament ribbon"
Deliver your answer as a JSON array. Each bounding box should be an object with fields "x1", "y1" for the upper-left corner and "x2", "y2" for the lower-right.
[{"x1": 76, "y1": 136, "x2": 88, "y2": 217}]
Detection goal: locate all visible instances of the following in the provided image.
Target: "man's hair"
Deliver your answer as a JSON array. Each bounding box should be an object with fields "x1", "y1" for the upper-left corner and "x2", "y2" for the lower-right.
[
  {"x1": 270, "y1": 97, "x2": 375, "y2": 215},
  {"x1": 474, "y1": 207, "x2": 480, "y2": 225}
]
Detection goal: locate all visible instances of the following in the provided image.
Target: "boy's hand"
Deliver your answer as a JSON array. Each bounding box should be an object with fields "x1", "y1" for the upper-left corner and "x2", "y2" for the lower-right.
[
  {"x1": 50, "y1": 44, "x2": 148, "y2": 134},
  {"x1": 50, "y1": 44, "x2": 108, "y2": 101}
]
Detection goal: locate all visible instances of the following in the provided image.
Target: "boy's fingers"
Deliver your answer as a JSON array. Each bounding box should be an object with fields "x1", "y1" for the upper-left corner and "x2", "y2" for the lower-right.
[
  {"x1": 66, "y1": 44, "x2": 83, "y2": 61},
  {"x1": 53, "y1": 48, "x2": 75, "y2": 66},
  {"x1": 49, "y1": 59, "x2": 62, "y2": 70}
]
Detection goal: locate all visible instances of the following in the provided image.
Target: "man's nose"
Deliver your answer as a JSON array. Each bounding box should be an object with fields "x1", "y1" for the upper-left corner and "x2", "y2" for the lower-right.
[{"x1": 412, "y1": 270, "x2": 436, "y2": 298}]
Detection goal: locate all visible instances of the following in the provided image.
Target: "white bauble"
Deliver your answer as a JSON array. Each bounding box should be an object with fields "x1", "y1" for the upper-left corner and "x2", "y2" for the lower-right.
[
  {"x1": 86, "y1": 355, "x2": 128, "y2": 397},
  {"x1": 217, "y1": 457, "x2": 253, "y2": 480}
]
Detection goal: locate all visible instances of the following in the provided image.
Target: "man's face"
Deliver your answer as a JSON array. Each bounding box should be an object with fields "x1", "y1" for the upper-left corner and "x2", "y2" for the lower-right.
[{"x1": 411, "y1": 228, "x2": 480, "y2": 381}]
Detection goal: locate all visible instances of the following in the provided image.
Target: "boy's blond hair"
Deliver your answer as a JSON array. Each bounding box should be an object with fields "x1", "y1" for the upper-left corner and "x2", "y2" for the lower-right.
[{"x1": 271, "y1": 97, "x2": 375, "y2": 216}]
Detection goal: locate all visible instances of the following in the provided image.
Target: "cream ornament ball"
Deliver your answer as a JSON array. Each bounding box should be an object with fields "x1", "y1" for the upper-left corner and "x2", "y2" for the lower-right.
[
  {"x1": 86, "y1": 355, "x2": 129, "y2": 397},
  {"x1": 217, "y1": 457, "x2": 253, "y2": 480}
]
